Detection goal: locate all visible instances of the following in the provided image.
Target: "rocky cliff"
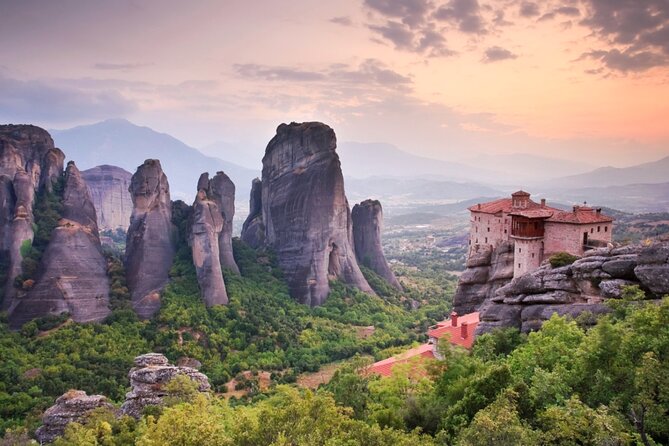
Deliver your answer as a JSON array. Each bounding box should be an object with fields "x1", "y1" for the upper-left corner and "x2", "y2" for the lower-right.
[
  {"x1": 120, "y1": 353, "x2": 211, "y2": 418},
  {"x1": 8, "y1": 162, "x2": 111, "y2": 328},
  {"x1": 0, "y1": 125, "x2": 64, "y2": 307},
  {"x1": 473, "y1": 242, "x2": 669, "y2": 333},
  {"x1": 452, "y1": 241, "x2": 515, "y2": 315},
  {"x1": 81, "y1": 165, "x2": 133, "y2": 231},
  {"x1": 36, "y1": 390, "x2": 114, "y2": 444},
  {"x1": 241, "y1": 177, "x2": 264, "y2": 249},
  {"x1": 351, "y1": 199, "x2": 401, "y2": 290},
  {"x1": 125, "y1": 160, "x2": 175, "y2": 319},
  {"x1": 250, "y1": 122, "x2": 372, "y2": 306},
  {"x1": 190, "y1": 175, "x2": 229, "y2": 307},
  {"x1": 198, "y1": 172, "x2": 239, "y2": 274}
]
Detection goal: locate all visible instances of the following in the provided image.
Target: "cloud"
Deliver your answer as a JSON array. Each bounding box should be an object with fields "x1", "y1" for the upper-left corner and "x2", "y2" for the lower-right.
[
  {"x1": 233, "y1": 60, "x2": 412, "y2": 90},
  {"x1": 519, "y1": 2, "x2": 540, "y2": 18},
  {"x1": 555, "y1": 6, "x2": 579, "y2": 17},
  {"x1": 0, "y1": 74, "x2": 136, "y2": 123},
  {"x1": 330, "y1": 16, "x2": 353, "y2": 26},
  {"x1": 578, "y1": 0, "x2": 669, "y2": 71},
  {"x1": 363, "y1": 0, "x2": 432, "y2": 28},
  {"x1": 582, "y1": 49, "x2": 667, "y2": 72},
  {"x1": 433, "y1": 0, "x2": 487, "y2": 34},
  {"x1": 482, "y1": 46, "x2": 518, "y2": 62},
  {"x1": 93, "y1": 62, "x2": 149, "y2": 71}
]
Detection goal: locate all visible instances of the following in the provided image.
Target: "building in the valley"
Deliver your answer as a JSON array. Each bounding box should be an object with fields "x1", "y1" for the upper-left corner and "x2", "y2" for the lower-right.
[
  {"x1": 468, "y1": 191, "x2": 613, "y2": 277},
  {"x1": 365, "y1": 311, "x2": 480, "y2": 377}
]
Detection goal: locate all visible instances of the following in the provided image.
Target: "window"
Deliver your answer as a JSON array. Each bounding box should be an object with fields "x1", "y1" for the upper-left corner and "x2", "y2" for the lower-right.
[
  {"x1": 476, "y1": 227, "x2": 478, "y2": 233},
  {"x1": 518, "y1": 263, "x2": 521, "y2": 268},
  {"x1": 532, "y1": 253, "x2": 535, "y2": 258},
  {"x1": 591, "y1": 228, "x2": 594, "y2": 233},
  {"x1": 598, "y1": 226, "x2": 601, "y2": 232},
  {"x1": 605, "y1": 226, "x2": 608, "y2": 232},
  {"x1": 487, "y1": 227, "x2": 490, "y2": 232},
  {"x1": 504, "y1": 229, "x2": 507, "y2": 234},
  {"x1": 485, "y1": 237, "x2": 488, "y2": 243},
  {"x1": 476, "y1": 238, "x2": 478, "y2": 243},
  {"x1": 469, "y1": 240, "x2": 471, "y2": 245},
  {"x1": 519, "y1": 248, "x2": 522, "y2": 253}
]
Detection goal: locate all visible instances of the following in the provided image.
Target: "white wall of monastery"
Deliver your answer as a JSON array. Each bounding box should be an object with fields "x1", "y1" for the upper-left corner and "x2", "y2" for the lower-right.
[
  {"x1": 544, "y1": 222, "x2": 612, "y2": 256},
  {"x1": 513, "y1": 238, "x2": 544, "y2": 277},
  {"x1": 469, "y1": 211, "x2": 511, "y2": 253}
]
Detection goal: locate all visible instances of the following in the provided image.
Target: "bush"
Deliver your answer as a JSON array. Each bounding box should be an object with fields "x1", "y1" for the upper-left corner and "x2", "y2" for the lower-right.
[{"x1": 549, "y1": 252, "x2": 579, "y2": 268}]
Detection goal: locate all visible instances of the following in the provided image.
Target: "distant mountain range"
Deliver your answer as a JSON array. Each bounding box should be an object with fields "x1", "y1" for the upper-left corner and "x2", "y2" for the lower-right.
[
  {"x1": 51, "y1": 119, "x2": 258, "y2": 202},
  {"x1": 544, "y1": 156, "x2": 669, "y2": 188}
]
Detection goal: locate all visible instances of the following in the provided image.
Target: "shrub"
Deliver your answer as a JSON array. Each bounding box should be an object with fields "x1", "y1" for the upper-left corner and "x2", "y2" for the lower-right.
[{"x1": 549, "y1": 252, "x2": 579, "y2": 268}]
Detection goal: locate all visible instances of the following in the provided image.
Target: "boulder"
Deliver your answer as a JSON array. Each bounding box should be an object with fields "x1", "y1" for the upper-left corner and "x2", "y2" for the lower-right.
[
  {"x1": 125, "y1": 160, "x2": 175, "y2": 319},
  {"x1": 35, "y1": 390, "x2": 114, "y2": 444},
  {"x1": 121, "y1": 353, "x2": 210, "y2": 419},
  {"x1": 81, "y1": 165, "x2": 133, "y2": 231},
  {"x1": 351, "y1": 199, "x2": 401, "y2": 290},
  {"x1": 257, "y1": 122, "x2": 372, "y2": 306}
]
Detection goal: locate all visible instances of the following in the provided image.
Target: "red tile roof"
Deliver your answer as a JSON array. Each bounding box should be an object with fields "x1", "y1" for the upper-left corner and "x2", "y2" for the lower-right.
[
  {"x1": 547, "y1": 207, "x2": 614, "y2": 224},
  {"x1": 428, "y1": 312, "x2": 480, "y2": 350},
  {"x1": 468, "y1": 198, "x2": 554, "y2": 215},
  {"x1": 508, "y1": 208, "x2": 559, "y2": 219},
  {"x1": 366, "y1": 343, "x2": 436, "y2": 377}
]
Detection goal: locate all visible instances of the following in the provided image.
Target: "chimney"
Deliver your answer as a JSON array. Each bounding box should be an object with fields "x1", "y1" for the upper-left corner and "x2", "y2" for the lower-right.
[
  {"x1": 451, "y1": 311, "x2": 458, "y2": 327},
  {"x1": 461, "y1": 322, "x2": 469, "y2": 339},
  {"x1": 573, "y1": 205, "x2": 578, "y2": 213},
  {"x1": 596, "y1": 208, "x2": 601, "y2": 214},
  {"x1": 477, "y1": 203, "x2": 481, "y2": 210},
  {"x1": 541, "y1": 198, "x2": 546, "y2": 207}
]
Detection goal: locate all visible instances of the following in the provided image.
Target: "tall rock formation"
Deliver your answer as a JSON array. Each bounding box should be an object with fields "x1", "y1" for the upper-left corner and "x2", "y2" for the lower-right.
[
  {"x1": 8, "y1": 162, "x2": 111, "y2": 327},
  {"x1": 190, "y1": 174, "x2": 228, "y2": 307},
  {"x1": 241, "y1": 178, "x2": 264, "y2": 249},
  {"x1": 250, "y1": 122, "x2": 372, "y2": 306},
  {"x1": 351, "y1": 199, "x2": 402, "y2": 290},
  {"x1": 81, "y1": 165, "x2": 133, "y2": 231},
  {"x1": 121, "y1": 353, "x2": 211, "y2": 418},
  {"x1": 125, "y1": 160, "x2": 175, "y2": 319},
  {"x1": 0, "y1": 125, "x2": 65, "y2": 308},
  {"x1": 198, "y1": 172, "x2": 239, "y2": 274},
  {"x1": 472, "y1": 242, "x2": 669, "y2": 334}
]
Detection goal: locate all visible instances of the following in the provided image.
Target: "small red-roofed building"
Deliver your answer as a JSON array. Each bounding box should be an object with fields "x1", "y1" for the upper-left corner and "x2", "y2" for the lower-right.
[
  {"x1": 468, "y1": 191, "x2": 613, "y2": 277},
  {"x1": 366, "y1": 311, "x2": 480, "y2": 377}
]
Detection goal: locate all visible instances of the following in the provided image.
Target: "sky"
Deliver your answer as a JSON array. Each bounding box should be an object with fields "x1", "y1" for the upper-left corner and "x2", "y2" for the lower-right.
[{"x1": 1, "y1": 0, "x2": 668, "y2": 167}]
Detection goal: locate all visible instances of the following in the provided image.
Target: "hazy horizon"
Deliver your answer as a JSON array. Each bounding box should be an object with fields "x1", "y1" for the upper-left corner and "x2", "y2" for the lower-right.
[{"x1": 2, "y1": 0, "x2": 669, "y2": 167}]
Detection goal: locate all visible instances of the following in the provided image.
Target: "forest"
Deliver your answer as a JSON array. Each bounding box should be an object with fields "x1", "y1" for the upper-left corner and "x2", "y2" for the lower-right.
[{"x1": 0, "y1": 195, "x2": 667, "y2": 445}]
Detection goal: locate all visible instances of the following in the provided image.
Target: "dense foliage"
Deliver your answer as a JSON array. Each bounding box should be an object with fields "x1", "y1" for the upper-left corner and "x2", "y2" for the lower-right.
[{"x1": 548, "y1": 251, "x2": 580, "y2": 268}]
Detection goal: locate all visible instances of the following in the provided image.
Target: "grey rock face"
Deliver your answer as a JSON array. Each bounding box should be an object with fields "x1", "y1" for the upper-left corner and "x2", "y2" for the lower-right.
[
  {"x1": 453, "y1": 241, "x2": 515, "y2": 315},
  {"x1": 241, "y1": 178, "x2": 264, "y2": 249},
  {"x1": 351, "y1": 199, "x2": 401, "y2": 290},
  {"x1": 81, "y1": 165, "x2": 133, "y2": 231},
  {"x1": 190, "y1": 179, "x2": 228, "y2": 307},
  {"x1": 121, "y1": 353, "x2": 210, "y2": 418},
  {"x1": 0, "y1": 125, "x2": 64, "y2": 308},
  {"x1": 36, "y1": 390, "x2": 114, "y2": 444},
  {"x1": 198, "y1": 172, "x2": 239, "y2": 274},
  {"x1": 471, "y1": 242, "x2": 669, "y2": 334},
  {"x1": 259, "y1": 122, "x2": 372, "y2": 306},
  {"x1": 125, "y1": 160, "x2": 175, "y2": 319},
  {"x1": 9, "y1": 162, "x2": 110, "y2": 328}
]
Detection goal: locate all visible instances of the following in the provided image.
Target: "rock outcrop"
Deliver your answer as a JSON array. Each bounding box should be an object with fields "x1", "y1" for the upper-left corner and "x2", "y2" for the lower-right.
[
  {"x1": 351, "y1": 199, "x2": 401, "y2": 290},
  {"x1": 248, "y1": 122, "x2": 372, "y2": 306},
  {"x1": 120, "y1": 353, "x2": 210, "y2": 418},
  {"x1": 0, "y1": 125, "x2": 64, "y2": 307},
  {"x1": 453, "y1": 241, "x2": 515, "y2": 315},
  {"x1": 190, "y1": 175, "x2": 228, "y2": 307},
  {"x1": 241, "y1": 178, "x2": 264, "y2": 249},
  {"x1": 8, "y1": 162, "x2": 110, "y2": 328},
  {"x1": 36, "y1": 390, "x2": 114, "y2": 444},
  {"x1": 81, "y1": 165, "x2": 133, "y2": 231},
  {"x1": 125, "y1": 160, "x2": 175, "y2": 319},
  {"x1": 197, "y1": 172, "x2": 239, "y2": 274},
  {"x1": 474, "y1": 242, "x2": 669, "y2": 334}
]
